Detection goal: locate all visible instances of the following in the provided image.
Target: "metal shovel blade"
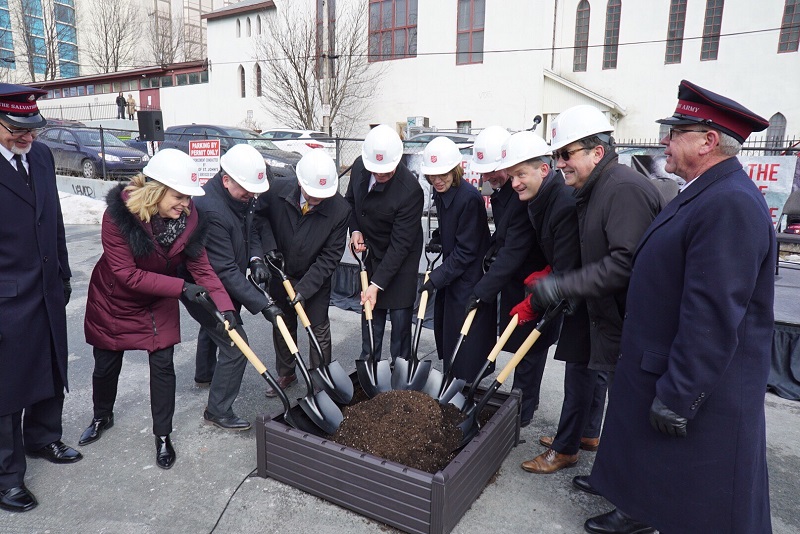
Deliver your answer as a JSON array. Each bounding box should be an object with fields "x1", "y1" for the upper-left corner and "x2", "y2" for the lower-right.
[
  {"x1": 311, "y1": 361, "x2": 354, "y2": 405},
  {"x1": 391, "y1": 357, "x2": 432, "y2": 391},
  {"x1": 438, "y1": 378, "x2": 466, "y2": 407},
  {"x1": 356, "y1": 357, "x2": 392, "y2": 398},
  {"x1": 297, "y1": 387, "x2": 343, "y2": 435},
  {"x1": 421, "y1": 367, "x2": 444, "y2": 399}
]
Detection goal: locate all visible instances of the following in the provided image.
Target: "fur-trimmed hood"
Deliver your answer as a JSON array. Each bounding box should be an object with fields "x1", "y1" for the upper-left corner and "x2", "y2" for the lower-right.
[{"x1": 105, "y1": 183, "x2": 208, "y2": 258}]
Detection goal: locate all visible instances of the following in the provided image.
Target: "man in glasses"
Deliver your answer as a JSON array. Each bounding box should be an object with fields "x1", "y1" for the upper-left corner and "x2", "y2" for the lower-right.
[
  {"x1": 0, "y1": 83, "x2": 82, "y2": 513},
  {"x1": 585, "y1": 81, "x2": 773, "y2": 534},
  {"x1": 527, "y1": 104, "x2": 663, "y2": 497}
]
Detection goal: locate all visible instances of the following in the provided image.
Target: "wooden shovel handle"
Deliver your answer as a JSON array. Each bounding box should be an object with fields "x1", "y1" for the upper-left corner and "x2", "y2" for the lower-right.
[
  {"x1": 359, "y1": 270, "x2": 373, "y2": 320},
  {"x1": 417, "y1": 271, "x2": 431, "y2": 320},
  {"x1": 282, "y1": 279, "x2": 311, "y2": 328},
  {"x1": 274, "y1": 315, "x2": 300, "y2": 355},
  {"x1": 486, "y1": 314, "x2": 519, "y2": 364},
  {"x1": 461, "y1": 307, "x2": 477, "y2": 336},
  {"x1": 496, "y1": 328, "x2": 542, "y2": 384},
  {"x1": 225, "y1": 322, "x2": 267, "y2": 375}
]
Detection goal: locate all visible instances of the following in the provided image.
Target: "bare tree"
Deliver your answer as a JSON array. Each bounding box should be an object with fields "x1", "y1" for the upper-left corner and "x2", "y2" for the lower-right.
[
  {"x1": 9, "y1": 0, "x2": 81, "y2": 81},
  {"x1": 147, "y1": 12, "x2": 183, "y2": 66},
  {"x1": 253, "y1": 3, "x2": 379, "y2": 137},
  {"x1": 85, "y1": 0, "x2": 142, "y2": 73}
]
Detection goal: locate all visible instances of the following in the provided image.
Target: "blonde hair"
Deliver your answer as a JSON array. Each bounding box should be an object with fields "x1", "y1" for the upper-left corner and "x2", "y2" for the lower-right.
[
  {"x1": 124, "y1": 174, "x2": 190, "y2": 222},
  {"x1": 426, "y1": 164, "x2": 464, "y2": 188}
]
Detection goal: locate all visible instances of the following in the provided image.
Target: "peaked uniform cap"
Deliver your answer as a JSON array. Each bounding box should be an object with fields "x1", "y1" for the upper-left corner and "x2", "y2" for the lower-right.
[
  {"x1": 657, "y1": 79, "x2": 769, "y2": 143},
  {"x1": 0, "y1": 83, "x2": 48, "y2": 129}
]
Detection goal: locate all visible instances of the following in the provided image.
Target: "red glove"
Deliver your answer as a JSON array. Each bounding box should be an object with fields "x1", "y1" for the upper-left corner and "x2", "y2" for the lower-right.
[
  {"x1": 510, "y1": 298, "x2": 539, "y2": 325},
  {"x1": 524, "y1": 265, "x2": 552, "y2": 288}
]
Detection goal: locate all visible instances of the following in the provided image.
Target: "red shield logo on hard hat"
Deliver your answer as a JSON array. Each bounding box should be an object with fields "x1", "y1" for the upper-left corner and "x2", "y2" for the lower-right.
[
  {"x1": 319, "y1": 178, "x2": 327, "y2": 186},
  {"x1": 431, "y1": 155, "x2": 438, "y2": 163},
  {"x1": 477, "y1": 151, "x2": 484, "y2": 160},
  {"x1": 501, "y1": 149, "x2": 506, "y2": 158},
  {"x1": 257, "y1": 172, "x2": 264, "y2": 181},
  {"x1": 375, "y1": 152, "x2": 384, "y2": 162},
  {"x1": 191, "y1": 173, "x2": 198, "y2": 182}
]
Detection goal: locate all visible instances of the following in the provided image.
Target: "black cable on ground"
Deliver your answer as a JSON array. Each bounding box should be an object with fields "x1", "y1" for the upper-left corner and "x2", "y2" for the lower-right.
[{"x1": 209, "y1": 467, "x2": 258, "y2": 533}]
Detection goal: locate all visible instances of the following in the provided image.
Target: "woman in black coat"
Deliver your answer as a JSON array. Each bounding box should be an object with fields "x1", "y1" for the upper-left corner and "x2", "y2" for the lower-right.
[{"x1": 419, "y1": 137, "x2": 494, "y2": 383}]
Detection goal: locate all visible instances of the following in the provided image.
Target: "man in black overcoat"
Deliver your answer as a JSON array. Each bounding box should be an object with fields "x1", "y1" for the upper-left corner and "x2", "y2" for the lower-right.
[{"x1": 0, "y1": 84, "x2": 82, "y2": 513}]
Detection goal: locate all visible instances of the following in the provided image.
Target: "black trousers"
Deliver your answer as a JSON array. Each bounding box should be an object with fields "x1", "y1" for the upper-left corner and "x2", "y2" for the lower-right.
[
  {"x1": 551, "y1": 362, "x2": 609, "y2": 455},
  {"x1": 360, "y1": 307, "x2": 413, "y2": 363},
  {"x1": 92, "y1": 346, "x2": 175, "y2": 436},
  {"x1": 273, "y1": 312, "x2": 332, "y2": 377},
  {"x1": 510, "y1": 342, "x2": 550, "y2": 424}
]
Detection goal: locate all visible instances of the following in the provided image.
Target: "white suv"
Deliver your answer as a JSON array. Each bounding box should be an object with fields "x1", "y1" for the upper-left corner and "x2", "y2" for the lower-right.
[{"x1": 261, "y1": 129, "x2": 335, "y2": 156}]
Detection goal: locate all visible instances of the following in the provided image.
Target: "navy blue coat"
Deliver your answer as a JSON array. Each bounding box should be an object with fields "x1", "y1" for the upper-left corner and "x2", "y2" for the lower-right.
[
  {"x1": 473, "y1": 179, "x2": 547, "y2": 352},
  {"x1": 0, "y1": 142, "x2": 71, "y2": 415},
  {"x1": 429, "y1": 181, "x2": 494, "y2": 381},
  {"x1": 590, "y1": 157, "x2": 775, "y2": 533}
]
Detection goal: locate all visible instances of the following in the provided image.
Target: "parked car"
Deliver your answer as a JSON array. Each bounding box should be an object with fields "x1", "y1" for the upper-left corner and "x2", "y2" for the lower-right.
[
  {"x1": 404, "y1": 132, "x2": 475, "y2": 152},
  {"x1": 37, "y1": 127, "x2": 150, "y2": 179},
  {"x1": 42, "y1": 118, "x2": 85, "y2": 128},
  {"x1": 260, "y1": 128, "x2": 335, "y2": 156},
  {"x1": 160, "y1": 124, "x2": 301, "y2": 179}
]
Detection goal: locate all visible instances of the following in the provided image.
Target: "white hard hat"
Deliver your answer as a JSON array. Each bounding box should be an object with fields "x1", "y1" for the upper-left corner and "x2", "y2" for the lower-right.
[
  {"x1": 420, "y1": 136, "x2": 463, "y2": 176},
  {"x1": 471, "y1": 126, "x2": 511, "y2": 173},
  {"x1": 296, "y1": 149, "x2": 338, "y2": 198},
  {"x1": 220, "y1": 143, "x2": 269, "y2": 193},
  {"x1": 361, "y1": 124, "x2": 403, "y2": 174},
  {"x1": 549, "y1": 105, "x2": 614, "y2": 151},
  {"x1": 496, "y1": 131, "x2": 552, "y2": 170},
  {"x1": 142, "y1": 148, "x2": 204, "y2": 196}
]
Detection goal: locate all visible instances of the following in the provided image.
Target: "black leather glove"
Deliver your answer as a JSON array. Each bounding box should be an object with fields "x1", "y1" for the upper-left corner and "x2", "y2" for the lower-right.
[
  {"x1": 266, "y1": 249, "x2": 284, "y2": 268},
  {"x1": 216, "y1": 310, "x2": 237, "y2": 335},
  {"x1": 529, "y1": 276, "x2": 563, "y2": 313},
  {"x1": 649, "y1": 396, "x2": 687, "y2": 438},
  {"x1": 182, "y1": 282, "x2": 207, "y2": 303},
  {"x1": 249, "y1": 258, "x2": 269, "y2": 285},
  {"x1": 418, "y1": 279, "x2": 436, "y2": 294},
  {"x1": 465, "y1": 294, "x2": 481, "y2": 314},
  {"x1": 425, "y1": 229, "x2": 442, "y2": 254},
  {"x1": 62, "y1": 278, "x2": 72, "y2": 305},
  {"x1": 262, "y1": 303, "x2": 284, "y2": 325},
  {"x1": 289, "y1": 292, "x2": 305, "y2": 308}
]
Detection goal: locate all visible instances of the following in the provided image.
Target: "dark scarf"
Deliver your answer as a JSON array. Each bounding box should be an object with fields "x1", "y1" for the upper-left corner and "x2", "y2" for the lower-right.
[{"x1": 151, "y1": 212, "x2": 187, "y2": 249}]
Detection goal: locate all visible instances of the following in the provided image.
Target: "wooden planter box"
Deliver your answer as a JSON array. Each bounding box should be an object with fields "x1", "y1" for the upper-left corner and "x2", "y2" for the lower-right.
[{"x1": 255, "y1": 382, "x2": 521, "y2": 534}]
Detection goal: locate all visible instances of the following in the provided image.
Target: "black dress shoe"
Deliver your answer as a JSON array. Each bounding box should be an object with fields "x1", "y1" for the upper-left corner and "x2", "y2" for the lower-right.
[
  {"x1": 584, "y1": 508, "x2": 656, "y2": 534},
  {"x1": 155, "y1": 435, "x2": 175, "y2": 470},
  {"x1": 203, "y1": 410, "x2": 251, "y2": 431},
  {"x1": 27, "y1": 441, "x2": 83, "y2": 464},
  {"x1": 78, "y1": 414, "x2": 114, "y2": 446},
  {"x1": 572, "y1": 475, "x2": 601, "y2": 496},
  {"x1": 0, "y1": 485, "x2": 38, "y2": 512}
]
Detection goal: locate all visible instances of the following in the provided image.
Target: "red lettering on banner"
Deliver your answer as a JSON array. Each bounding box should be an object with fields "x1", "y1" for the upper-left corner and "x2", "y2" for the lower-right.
[
  {"x1": 747, "y1": 163, "x2": 780, "y2": 181},
  {"x1": 758, "y1": 185, "x2": 768, "y2": 194},
  {"x1": 770, "y1": 207, "x2": 778, "y2": 218}
]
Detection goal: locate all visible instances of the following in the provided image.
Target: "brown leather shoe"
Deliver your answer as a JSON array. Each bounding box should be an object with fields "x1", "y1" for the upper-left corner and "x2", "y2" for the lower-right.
[
  {"x1": 538, "y1": 435, "x2": 600, "y2": 452},
  {"x1": 264, "y1": 374, "x2": 297, "y2": 398},
  {"x1": 521, "y1": 448, "x2": 578, "y2": 474}
]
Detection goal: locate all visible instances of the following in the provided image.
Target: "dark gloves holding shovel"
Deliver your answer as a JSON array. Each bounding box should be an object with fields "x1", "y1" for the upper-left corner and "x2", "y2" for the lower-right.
[
  {"x1": 649, "y1": 397, "x2": 687, "y2": 437},
  {"x1": 63, "y1": 278, "x2": 72, "y2": 305},
  {"x1": 262, "y1": 300, "x2": 285, "y2": 325},
  {"x1": 418, "y1": 278, "x2": 436, "y2": 294},
  {"x1": 217, "y1": 310, "x2": 237, "y2": 335},
  {"x1": 249, "y1": 257, "x2": 270, "y2": 285},
  {"x1": 509, "y1": 298, "x2": 539, "y2": 325},
  {"x1": 266, "y1": 249, "x2": 284, "y2": 267},
  {"x1": 465, "y1": 294, "x2": 482, "y2": 314},
  {"x1": 289, "y1": 292, "x2": 305, "y2": 308},
  {"x1": 182, "y1": 282, "x2": 207, "y2": 303}
]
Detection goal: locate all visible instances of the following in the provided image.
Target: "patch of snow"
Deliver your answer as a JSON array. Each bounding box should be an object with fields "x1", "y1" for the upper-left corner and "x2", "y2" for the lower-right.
[{"x1": 59, "y1": 191, "x2": 106, "y2": 225}]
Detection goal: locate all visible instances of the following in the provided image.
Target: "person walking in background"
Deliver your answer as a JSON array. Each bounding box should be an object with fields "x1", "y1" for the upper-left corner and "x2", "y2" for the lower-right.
[
  {"x1": 585, "y1": 81, "x2": 774, "y2": 534},
  {"x1": 254, "y1": 150, "x2": 351, "y2": 397},
  {"x1": 418, "y1": 136, "x2": 494, "y2": 382},
  {"x1": 80, "y1": 149, "x2": 235, "y2": 470},
  {"x1": 182, "y1": 144, "x2": 283, "y2": 430},
  {"x1": 345, "y1": 125, "x2": 423, "y2": 364},
  {"x1": 0, "y1": 83, "x2": 81, "y2": 513},
  {"x1": 467, "y1": 126, "x2": 550, "y2": 426},
  {"x1": 115, "y1": 92, "x2": 126, "y2": 120},
  {"x1": 126, "y1": 94, "x2": 136, "y2": 120}
]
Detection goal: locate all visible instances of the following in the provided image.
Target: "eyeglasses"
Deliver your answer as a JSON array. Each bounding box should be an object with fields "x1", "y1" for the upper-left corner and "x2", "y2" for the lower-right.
[
  {"x1": 553, "y1": 147, "x2": 589, "y2": 162},
  {"x1": 0, "y1": 122, "x2": 39, "y2": 137},
  {"x1": 668, "y1": 127, "x2": 709, "y2": 140},
  {"x1": 428, "y1": 175, "x2": 449, "y2": 183}
]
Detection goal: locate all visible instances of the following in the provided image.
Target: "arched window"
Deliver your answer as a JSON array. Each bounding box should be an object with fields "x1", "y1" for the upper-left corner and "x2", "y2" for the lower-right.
[
  {"x1": 247, "y1": 17, "x2": 252, "y2": 37},
  {"x1": 236, "y1": 19, "x2": 241, "y2": 38},
  {"x1": 603, "y1": 0, "x2": 621, "y2": 69},
  {"x1": 665, "y1": 0, "x2": 687, "y2": 63},
  {"x1": 766, "y1": 113, "x2": 787, "y2": 154},
  {"x1": 238, "y1": 65, "x2": 246, "y2": 98},
  {"x1": 257, "y1": 15, "x2": 262, "y2": 35},
  {"x1": 254, "y1": 64, "x2": 262, "y2": 97},
  {"x1": 778, "y1": 0, "x2": 800, "y2": 53},
  {"x1": 574, "y1": 0, "x2": 590, "y2": 72}
]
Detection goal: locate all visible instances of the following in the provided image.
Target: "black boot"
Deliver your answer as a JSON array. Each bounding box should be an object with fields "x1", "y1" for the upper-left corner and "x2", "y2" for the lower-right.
[
  {"x1": 584, "y1": 508, "x2": 655, "y2": 534},
  {"x1": 78, "y1": 415, "x2": 114, "y2": 446},
  {"x1": 155, "y1": 435, "x2": 175, "y2": 470}
]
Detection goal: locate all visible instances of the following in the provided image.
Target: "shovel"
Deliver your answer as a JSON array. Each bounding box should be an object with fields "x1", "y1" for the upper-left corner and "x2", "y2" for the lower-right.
[
  {"x1": 260, "y1": 261, "x2": 353, "y2": 404},
  {"x1": 421, "y1": 307, "x2": 477, "y2": 407},
  {"x1": 457, "y1": 300, "x2": 568, "y2": 448},
  {"x1": 463, "y1": 314, "x2": 519, "y2": 407},
  {"x1": 194, "y1": 293, "x2": 326, "y2": 436},
  {"x1": 391, "y1": 245, "x2": 442, "y2": 391},
  {"x1": 351, "y1": 243, "x2": 391, "y2": 397}
]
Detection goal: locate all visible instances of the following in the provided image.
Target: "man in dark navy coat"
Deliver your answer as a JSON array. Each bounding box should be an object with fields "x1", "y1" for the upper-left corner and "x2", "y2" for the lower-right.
[
  {"x1": 345, "y1": 125, "x2": 423, "y2": 363},
  {"x1": 0, "y1": 84, "x2": 82, "y2": 513},
  {"x1": 585, "y1": 81, "x2": 774, "y2": 534}
]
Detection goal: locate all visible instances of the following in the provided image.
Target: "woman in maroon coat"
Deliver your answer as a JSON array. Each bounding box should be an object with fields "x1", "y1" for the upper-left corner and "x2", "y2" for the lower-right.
[{"x1": 81, "y1": 149, "x2": 234, "y2": 469}]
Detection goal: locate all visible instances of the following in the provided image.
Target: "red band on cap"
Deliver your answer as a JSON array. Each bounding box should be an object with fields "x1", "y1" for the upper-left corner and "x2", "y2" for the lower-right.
[
  {"x1": 674, "y1": 99, "x2": 749, "y2": 141},
  {"x1": 0, "y1": 101, "x2": 40, "y2": 114}
]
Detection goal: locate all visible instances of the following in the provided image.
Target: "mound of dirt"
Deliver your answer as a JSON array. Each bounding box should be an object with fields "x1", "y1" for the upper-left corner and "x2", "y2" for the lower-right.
[{"x1": 333, "y1": 390, "x2": 465, "y2": 473}]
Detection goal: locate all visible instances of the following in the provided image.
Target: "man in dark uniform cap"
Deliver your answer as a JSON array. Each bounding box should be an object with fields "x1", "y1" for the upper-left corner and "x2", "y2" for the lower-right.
[
  {"x1": 584, "y1": 80, "x2": 774, "y2": 533},
  {"x1": 0, "y1": 83, "x2": 82, "y2": 513}
]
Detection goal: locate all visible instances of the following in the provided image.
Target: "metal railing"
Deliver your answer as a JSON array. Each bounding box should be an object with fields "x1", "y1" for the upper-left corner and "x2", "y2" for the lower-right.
[{"x1": 38, "y1": 102, "x2": 160, "y2": 123}]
